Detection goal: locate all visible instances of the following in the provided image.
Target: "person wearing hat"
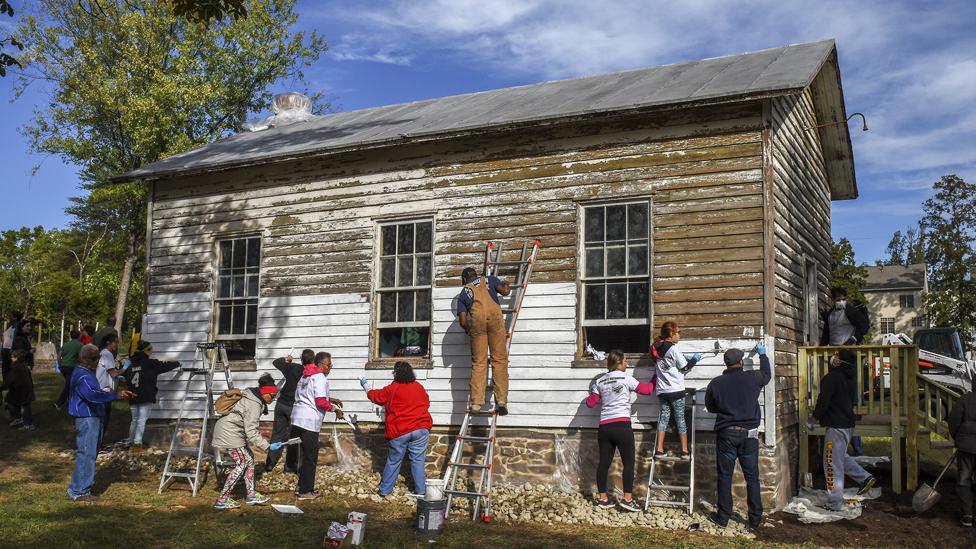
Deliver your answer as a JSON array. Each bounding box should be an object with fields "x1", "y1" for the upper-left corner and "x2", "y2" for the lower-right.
[
  {"x1": 212, "y1": 373, "x2": 281, "y2": 510},
  {"x1": 811, "y1": 349, "x2": 877, "y2": 511},
  {"x1": 124, "y1": 340, "x2": 181, "y2": 452},
  {"x1": 704, "y1": 342, "x2": 771, "y2": 531}
]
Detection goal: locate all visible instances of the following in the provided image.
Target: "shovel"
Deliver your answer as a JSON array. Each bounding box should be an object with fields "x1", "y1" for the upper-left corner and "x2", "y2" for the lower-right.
[{"x1": 912, "y1": 449, "x2": 956, "y2": 513}]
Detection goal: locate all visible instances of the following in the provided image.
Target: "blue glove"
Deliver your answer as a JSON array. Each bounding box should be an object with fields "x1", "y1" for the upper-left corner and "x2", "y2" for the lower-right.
[
  {"x1": 692, "y1": 353, "x2": 702, "y2": 362},
  {"x1": 122, "y1": 359, "x2": 132, "y2": 370},
  {"x1": 756, "y1": 341, "x2": 767, "y2": 356},
  {"x1": 269, "y1": 442, "x2": 283, "y2": 451},
  {"x1": 360, "y1": 377, "x2": 372, "y2": 391},
  {"x1": 590, "y1": 383, "x2": 599, "y2": 394}
]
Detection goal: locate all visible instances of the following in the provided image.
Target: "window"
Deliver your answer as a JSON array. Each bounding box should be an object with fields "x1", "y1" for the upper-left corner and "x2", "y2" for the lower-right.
[
  {"x1": 880, "y1": 317, "x2": 896, "y2": 334},
  {"x1": 899, "y1": 294, "x2": 915, "y2": 308},
  {"x1": 375, "y1": 220, "x2": 433, "y2": 358},
  {"x1": 911, "y1": 316, "x2": 927, "y2": 328},
  {"x1": 215, "y1": 236, "x2": 261, "y2": 360},
  {"x1": 581, "y1": 201, "x2": 650, "y2": 353}
]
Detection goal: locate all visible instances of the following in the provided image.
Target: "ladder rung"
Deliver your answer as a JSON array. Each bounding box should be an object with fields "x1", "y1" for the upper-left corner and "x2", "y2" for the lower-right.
[
  {"x1": 445, "y1": 490, "x2": 487, "y2": 498},
  {"x1": 452, "y1": 463, "x2": 490, "y2": 470},
  {"x1": 646, "y1": 499, "x2": 689, "y2": 506},
  {"x1": 649, "y1": 484, "x2": 690, "y2": 492},
  {"x1": 458, "y1": 435, "x2": 492, "y2": 442},
  {"x1": 163, "y1": 472, "x2": 198, "y2": 479},
  {"x1": 489, "y1": 260, "x2": 530, "y2": 267},
  {"x1": 653, "y1": 454, "x2": 691, "y2": 462}
]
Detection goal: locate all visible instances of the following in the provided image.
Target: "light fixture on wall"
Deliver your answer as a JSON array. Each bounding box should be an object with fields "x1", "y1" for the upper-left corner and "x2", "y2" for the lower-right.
[{"x1": 806, "y1": 112, "x2": 868, "y2": 132}]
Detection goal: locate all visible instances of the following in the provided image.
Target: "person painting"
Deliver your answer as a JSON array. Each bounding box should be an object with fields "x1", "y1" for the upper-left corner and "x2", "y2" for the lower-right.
[
  {"x1": 212, "y1": 373, "x2": 279, "y2": 510},
  {"x1": 266, "y1": 349, "x2": 313, "y2": 473},
  {"x1": 456, "y1": 267, "x2": 512, "y2": 415},
  {"x1": 125, "y1": 340, "x2": 181, "y2": 451},
  {"x1": 651, "y1": 321, "x2": 700, "y2": 456},
  {"x1": 810, "y1": 349, "x2": 876, "y2": 511},
  {"x1": 361, "y1": 361, "x2": 433, "y2": 497},
  {"x1": 705, "y1": 343, "x2": 771, "y2": 531},
  {"x1": 585, "y1": 350, "x2": 655, "y2": 512},
  {"x1": 290, "y1": 351, "x2": 344, "y2": 499}
]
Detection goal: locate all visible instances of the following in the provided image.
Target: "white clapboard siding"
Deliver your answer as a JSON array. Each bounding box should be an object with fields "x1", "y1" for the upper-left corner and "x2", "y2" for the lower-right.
[{"x1": 146, "y1": 284, "x2": 767, "y2": 432}]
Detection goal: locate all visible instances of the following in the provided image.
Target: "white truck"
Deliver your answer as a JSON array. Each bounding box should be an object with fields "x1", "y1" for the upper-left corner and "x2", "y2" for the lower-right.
[{"x1": 881, "y1": 327, "x2": 975, "y2": 393}]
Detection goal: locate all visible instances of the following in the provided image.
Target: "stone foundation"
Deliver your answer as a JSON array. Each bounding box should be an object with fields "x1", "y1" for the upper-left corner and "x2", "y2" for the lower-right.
[{"x1": 143, "y1": 420, "x2": 798, "y2": 511}]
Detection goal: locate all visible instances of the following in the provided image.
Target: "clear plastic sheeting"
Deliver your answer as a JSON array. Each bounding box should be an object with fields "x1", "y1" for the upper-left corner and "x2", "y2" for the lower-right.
[
  {"x1": 332, "y1": 425, "x2": 365, "y2": 473},
  {"x1": 783, "y1": 485, "x2": 882, "y2": 523},
  {"x1": 552, "y1": 434, "x2": 581, "y2": 493},
  {"x1": 243, "y1": 92, "x2": 315, "y2": 132}
]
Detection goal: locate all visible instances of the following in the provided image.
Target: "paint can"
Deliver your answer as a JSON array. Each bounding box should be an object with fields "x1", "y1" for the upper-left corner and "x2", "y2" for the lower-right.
[
  {"x1": 416, "y1": 499, "x2": 446, "y2": 535},
  {"x1": 424, "y1": 479, "x2": 445, "y2": 501}
]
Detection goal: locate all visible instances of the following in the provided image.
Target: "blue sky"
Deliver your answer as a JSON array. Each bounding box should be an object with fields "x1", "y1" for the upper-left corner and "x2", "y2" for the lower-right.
[{"x1": 2, "y1": 0, "x2": 974, "y2": 264}]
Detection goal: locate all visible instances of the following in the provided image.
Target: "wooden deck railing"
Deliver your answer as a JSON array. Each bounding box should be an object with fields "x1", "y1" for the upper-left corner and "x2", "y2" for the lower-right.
[
  {"x1": 917, "y1": 374, "x2": 960, "y2": 440},
  {"x1": 798, "y1": 345, "x2": 919, "y2": 494}
]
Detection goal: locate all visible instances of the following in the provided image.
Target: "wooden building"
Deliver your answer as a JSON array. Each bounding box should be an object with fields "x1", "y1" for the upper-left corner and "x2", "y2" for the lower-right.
[{"x1": 120, "y1": 39, "x2": 858, "y2": 509}]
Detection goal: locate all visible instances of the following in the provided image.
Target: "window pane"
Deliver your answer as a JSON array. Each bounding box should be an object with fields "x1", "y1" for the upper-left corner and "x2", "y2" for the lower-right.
[
  {"x1": 628, "y1": 282, "x2": 649, "y2": 318},
  {"x1": 585, "y1": 325, "x2": 649, "y2": 353},
  {"x1": 218, "y1": 304, "x2": 232, "y2": 334},
  {"x1": 628, "y1": 245, "x2": 648, "y2": 276},
  {"x1": 607, "y1": 283, "x2": 627, "y2": 319},
  {"x1": 380, "y1": 258, "x2": 396, "y2": 288},
  {"x1": 606, "y1": 205, "x2": 626, "y2": 241},
  {"x1": 398, "y1": 257, "x2": 414, "y2": 287},
  {"x1": 397, "y1": 290, "x2": 414, "y2": 322},
  {"x1": 381, "y1": 225, "x2": 397, "y2": 256},
  {"x1": 246, "y1": 273, "x2": 259, "y2": 297},
  {"x1": 232, "y1": 240, "x2": 245, "y2": 268},
  {"x1": 416, "y1": 255, "x2": 432, "y2": 285},
  {"x1": 397, "y1": 223, "x2": 414, "y2": 254},
  {"x1": 380, "y1": 292, "x2": 396, "y2": 323},
  {"x1": 416, "y1": 222, "x2": 432, "y2": 253},
  {"x1": 415, "y1": 289, "x2": 431, "y2": 321},
  {"x1": 232, "y1": 304, "x2": 246, "y2": 334},
  {"x1": 584, "y1": 284, "x2": 605, "y2": 320},
  {"x1": 606, "y1": 247, "x2": 626, "y2": 276},
  {"x1": 627, "y1": 203, "x2": 648, "y2": 239},
  {"x1": 218, "y1": 275, "x2": 231, "y2": 298},
  {"x1": 245, "y1": 303, "x2": 258, "y2": 334},
  {"x1": 584, "y1": 207, "x2": 604, "y2": 242},
  {"x1": 246, "y1": 238, "x2": 261, "y2": 268},
  {"x1": 220, "y1": 241, "x2": 233, "y2": 269},
  {"x1": 585, "y1": 248, "x2": 604, "y2": 278},
  {"x1": 233, "y1": 275, "x2": 246, "y2": 297}
]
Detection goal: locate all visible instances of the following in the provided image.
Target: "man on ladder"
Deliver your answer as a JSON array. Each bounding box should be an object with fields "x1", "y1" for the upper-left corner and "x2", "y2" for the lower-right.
[{"x1": 457, "y1": 267, "x2": 511, "y2": 416}]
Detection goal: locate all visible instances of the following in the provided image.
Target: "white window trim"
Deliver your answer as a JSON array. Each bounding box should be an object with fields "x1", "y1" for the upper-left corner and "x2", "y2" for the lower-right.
[{"x1": 213, "y1": 234, "x2": 262, "y2": 340}]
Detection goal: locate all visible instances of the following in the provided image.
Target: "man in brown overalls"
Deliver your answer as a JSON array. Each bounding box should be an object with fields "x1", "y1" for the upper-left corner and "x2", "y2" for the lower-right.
[{"x1": 457, "y1": 267, "x2": 512, "y2": 415}]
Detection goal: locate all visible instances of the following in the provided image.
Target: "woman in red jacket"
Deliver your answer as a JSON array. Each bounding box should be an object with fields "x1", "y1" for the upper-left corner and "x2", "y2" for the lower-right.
[{"x1": 360, "y1": 361, "x2": 433, "y2": 496}]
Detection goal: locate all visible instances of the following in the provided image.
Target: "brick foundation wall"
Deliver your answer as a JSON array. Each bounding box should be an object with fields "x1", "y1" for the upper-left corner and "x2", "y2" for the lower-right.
[{"x1": 143, "y1": 420, "x2": 798, "y2": 511}]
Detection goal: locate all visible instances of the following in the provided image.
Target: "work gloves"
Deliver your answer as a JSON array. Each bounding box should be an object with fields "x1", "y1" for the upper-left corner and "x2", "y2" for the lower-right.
[
  {"x1": 359, "y1": 377, "x2": 372, "y2": 392},
  {"x1": 269, "y1": 442, "x2": 283, "y2": 451},
  {"x1": 756, "y1": 342, "x2": 767, "y2": 356}
]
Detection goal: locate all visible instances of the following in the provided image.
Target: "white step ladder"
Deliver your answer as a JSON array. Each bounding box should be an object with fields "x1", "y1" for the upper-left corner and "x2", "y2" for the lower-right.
[
  {"x1": 158, "y1": 342, "x2": 234, "y2": 496},
  {"x1": 644, "y1": 388, "x2": 698, "y2": 514},
  {"x1": 442, "y1": 239, "x2": 540, "y2": 522}
]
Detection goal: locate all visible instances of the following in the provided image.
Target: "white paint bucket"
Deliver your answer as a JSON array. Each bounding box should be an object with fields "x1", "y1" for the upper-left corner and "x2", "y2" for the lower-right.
[{"x1": 424, "y1": 479, "x2": 445, "y2": 501}]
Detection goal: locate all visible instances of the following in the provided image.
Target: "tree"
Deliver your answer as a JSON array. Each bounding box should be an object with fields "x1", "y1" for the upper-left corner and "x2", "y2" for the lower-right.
[
  {"x1": 884, "y1": 230, "x2": 906, "y2": 266},
  {"x1": 904, "y1": 224, "x2": 926, "y2": 265},
  {"x1": 0, "y1": 0, "x2": 22, "y2": 77},
  {"x1": 830, "y1": 237, "x2": 868, "y2": 302},
  {"x1": 168, "y1": 0, "x2": 248, "y2": 25},
  {"x1": 17, "y1": 0, "x2": 326, "y2": 332},
  {"x1": 922, "y1": 175, "x2": 976, "y2": 345}
]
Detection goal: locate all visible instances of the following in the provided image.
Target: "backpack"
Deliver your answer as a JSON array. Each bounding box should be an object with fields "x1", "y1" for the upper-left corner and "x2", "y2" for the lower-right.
[{"x1": 214, "y1": 388, "x2": 243, "y2": 416}]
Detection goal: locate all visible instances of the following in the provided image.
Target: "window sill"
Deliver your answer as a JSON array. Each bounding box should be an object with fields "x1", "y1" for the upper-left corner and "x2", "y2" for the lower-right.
[
  {"x1": 227, "y1": 360, "x2": 257, "y2": 372},
  {"x1": 571, "y1": 353, "x2": 656, "y2": 368},
  {"x1": 365, "y1": 358, "x2": 434, "y2": 370}
]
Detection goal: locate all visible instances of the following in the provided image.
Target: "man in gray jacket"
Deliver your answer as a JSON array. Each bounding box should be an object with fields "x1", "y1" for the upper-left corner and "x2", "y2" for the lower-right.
[
  {"x1": 949, "y1": 387, "x2": 976, "y2": 526},
  {"x1": 212, "y1": 374, "x2": 282, "y2": 510}
]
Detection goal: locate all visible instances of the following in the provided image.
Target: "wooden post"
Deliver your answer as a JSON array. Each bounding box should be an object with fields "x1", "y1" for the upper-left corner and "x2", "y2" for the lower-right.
[
  {"x1": 889, "y1": 347, "x2": 903, "y2": 494},
  {"x1": 798, "y1": 347, "x2": 810, "y2": 485},
  {"x1": 905, "y1": 346, "x2": 919, "y2": 492}
]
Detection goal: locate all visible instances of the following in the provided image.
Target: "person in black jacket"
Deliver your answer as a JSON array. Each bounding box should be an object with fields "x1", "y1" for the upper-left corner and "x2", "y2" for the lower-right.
[
  {"x1": 948, "y1": 388, "x2": 976, "y2": 526},
  {"x1": 124, "y1": 340, "x2": 180, "y2": 451},
  {"x1": 705, "y1": 342, "x2": 771, "y2": 530},
  {"x1": 811, "y1": 349, "x2": 876, "y2": 510},
  {"x1": 820, "y1": 287, "x2": 869, "y2": 346},
  {"x1": 2, "y1": 349, "x2": 35, "y2": 430},
  {"x1": 264, "y1": 348, "x2": 314, "y2": 472},
  {"x1": 10, "y1": 319, "x2": 34, "y2": 370}
]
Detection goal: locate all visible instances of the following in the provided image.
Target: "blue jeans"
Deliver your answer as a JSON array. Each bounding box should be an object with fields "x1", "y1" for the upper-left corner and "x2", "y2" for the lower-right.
[
  {"x1": 68, "y1": 416, "x2": 102, "y2": 499},
  {"x1": 379, "y1": 429, "x2": 429, "y2": 496},
  {"x1": 128, "y1": 402, "x2": 152, "y2": 445},
  {"x1": 715, "y1": 427, "x2": 762, "y2": 527}
]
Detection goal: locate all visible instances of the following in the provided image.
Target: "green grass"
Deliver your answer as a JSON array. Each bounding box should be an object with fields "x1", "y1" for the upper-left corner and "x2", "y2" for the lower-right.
[{"x1": 0, "y1": 372, "x2": 818, "y2": 548}]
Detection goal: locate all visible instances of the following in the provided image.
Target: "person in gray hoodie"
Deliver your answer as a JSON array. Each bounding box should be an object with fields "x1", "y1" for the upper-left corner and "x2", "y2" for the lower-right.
[{"x1": 212, "y1": 374, "x2": 282, "y2": 510}]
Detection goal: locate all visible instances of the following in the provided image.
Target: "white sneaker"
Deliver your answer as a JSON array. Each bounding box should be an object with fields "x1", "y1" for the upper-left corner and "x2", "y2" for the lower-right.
[{"x1": 18, "y1": 424, "x2": 36, "y2": 431}]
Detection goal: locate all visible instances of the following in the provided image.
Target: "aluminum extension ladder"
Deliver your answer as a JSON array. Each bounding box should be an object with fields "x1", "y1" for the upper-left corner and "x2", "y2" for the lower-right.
[
  {"x1": 158, "y1": 342, "x2": 234, "y2": 496},
  {"x1": 644, "y1": 387, "x2": 698, "y2": 514},
  {"x1": 443, "y1": 239, "x2": 541, "y2": 522}
]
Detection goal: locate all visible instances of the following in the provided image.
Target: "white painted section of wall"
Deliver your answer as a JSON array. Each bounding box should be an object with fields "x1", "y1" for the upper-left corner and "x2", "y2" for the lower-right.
[{"x1": 146, "y1": 284, "x2": 769, "y2": 432}]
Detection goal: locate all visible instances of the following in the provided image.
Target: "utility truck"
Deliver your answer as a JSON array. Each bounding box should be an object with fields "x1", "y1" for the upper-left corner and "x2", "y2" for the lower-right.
[{"x1": 880, "y1": 327, "x2": 974, "y2": 393}]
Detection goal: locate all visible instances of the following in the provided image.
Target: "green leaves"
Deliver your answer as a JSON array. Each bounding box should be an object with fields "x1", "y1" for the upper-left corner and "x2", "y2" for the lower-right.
[
  {"x1": 830, "y1": 237, "x2": 868, "y2": 303},
  {"x1": 168, "y1": 0, "x2": 248, "y2": 27}
]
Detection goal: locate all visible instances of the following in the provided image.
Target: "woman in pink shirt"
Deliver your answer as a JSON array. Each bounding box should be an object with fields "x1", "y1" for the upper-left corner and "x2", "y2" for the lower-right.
[{"x1": 585, "y1": 349, "x2": 655, "y2": 512}]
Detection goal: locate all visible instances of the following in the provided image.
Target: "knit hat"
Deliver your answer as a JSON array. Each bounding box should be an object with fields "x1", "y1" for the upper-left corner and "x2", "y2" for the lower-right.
[
  {"x1": 723, "y1": 348, "x2": 744, "y2": 367},
  {"x1": 136, "y1": 340, "x2": 153, "y2": 352}
]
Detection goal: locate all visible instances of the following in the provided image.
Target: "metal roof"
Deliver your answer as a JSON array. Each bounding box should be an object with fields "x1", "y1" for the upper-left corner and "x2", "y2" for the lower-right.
[
  {"x1": 121, "y1": 39, "x2": 841, "y2": 181},
  {"x1": 863, "y1": 263, "x2": 928, "y2": 291}
]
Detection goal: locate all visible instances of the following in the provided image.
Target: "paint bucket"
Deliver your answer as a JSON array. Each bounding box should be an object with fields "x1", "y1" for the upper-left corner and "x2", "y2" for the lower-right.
[
  {"x1": 424, "y1": 479, "x2": 445, "y2": 501},
  {"x1": 416, "y1": 499, "x2": 446, "y2": 535}
]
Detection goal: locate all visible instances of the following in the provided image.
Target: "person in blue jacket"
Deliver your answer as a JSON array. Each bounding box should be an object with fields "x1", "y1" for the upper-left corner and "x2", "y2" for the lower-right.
[{"x1": 67, "y1": 344, "x2": 133, "y2": 501}]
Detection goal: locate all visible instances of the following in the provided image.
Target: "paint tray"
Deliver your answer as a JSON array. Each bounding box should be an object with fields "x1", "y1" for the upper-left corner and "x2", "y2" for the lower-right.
[{"x1": 271, "y1": 504, "x2": 304, "y2": 515}]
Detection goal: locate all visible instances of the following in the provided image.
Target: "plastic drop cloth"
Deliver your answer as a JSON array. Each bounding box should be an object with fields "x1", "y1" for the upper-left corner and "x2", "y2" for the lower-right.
[
  {"x1": 552, "y1": 434, "x2": 582, "y2": 493},
  {"x1": 783, "y1": 485, "x2": 882, "y2": 523}
]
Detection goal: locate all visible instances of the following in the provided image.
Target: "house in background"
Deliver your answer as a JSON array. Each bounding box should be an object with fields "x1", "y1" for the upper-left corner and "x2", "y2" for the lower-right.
[
  {"x1": 862, "y1": 263, "x2": 928, "y2": 341},
  {"x1": 118, "y1": 39, "x2": 859, "y2": 510}
]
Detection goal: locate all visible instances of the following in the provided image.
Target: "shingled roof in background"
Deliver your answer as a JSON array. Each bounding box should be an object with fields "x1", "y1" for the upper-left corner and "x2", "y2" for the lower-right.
[{"x1": 863, "y1": 263, "x2": 928, "y2": 291}]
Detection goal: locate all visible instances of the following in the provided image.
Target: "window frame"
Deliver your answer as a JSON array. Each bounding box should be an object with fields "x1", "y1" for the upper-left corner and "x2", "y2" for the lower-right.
[
  {"x1": 212, "y1": 235, "x2": 262, "y2": 341},
  {"x1": 371, "y1": 217, "x2": 435, "y2": 361},
  {"x1": 899, "y1": 294, "x2": 915, "y2": 308},
  {"x1": 576, "y1": 198, "x2": 653, "y2": 356},
  {"x1": 880, "y1": 317, "x2": 896, "y2": 334}
]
